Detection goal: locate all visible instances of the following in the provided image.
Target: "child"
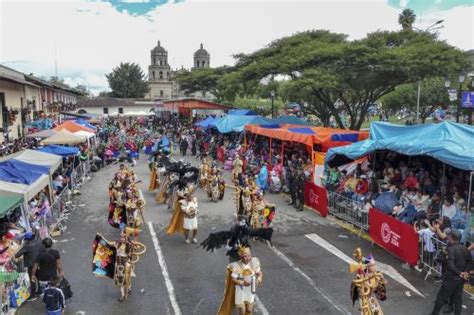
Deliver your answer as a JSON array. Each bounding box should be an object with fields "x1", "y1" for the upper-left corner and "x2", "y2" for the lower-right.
[{"x1": 43, "y1": 276, "x2": 65, "y2": 315}]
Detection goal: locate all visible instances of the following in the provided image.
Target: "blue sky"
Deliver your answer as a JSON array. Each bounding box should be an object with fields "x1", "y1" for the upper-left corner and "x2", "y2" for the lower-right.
[
  {"x1": 95, "y1": 0, "x2": 176, "y2": 15},
  {"x1": 2, "y1": 0, "x2": 472, "y2": 94}
]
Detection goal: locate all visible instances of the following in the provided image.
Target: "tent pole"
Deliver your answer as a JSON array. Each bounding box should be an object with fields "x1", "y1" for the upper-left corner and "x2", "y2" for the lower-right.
[
  {"x1": 281, "y1": 141, "x2": 284, "y2": 167},
  {"x1": 467, "y1": 171, "x2": 473, "y2": 212},
  {"x1": 442, "y1": 163, "x2": 446, "y2": 196},
  {"x1": 269, "y1": 137, "x2": 272, "y2": 165}
]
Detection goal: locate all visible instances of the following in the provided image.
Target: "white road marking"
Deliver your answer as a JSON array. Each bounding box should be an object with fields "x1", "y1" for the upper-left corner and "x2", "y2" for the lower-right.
[
  {"x1": 305, "y1": 233, "x2": 424, "y2": 298},
  {"x1": 269, "y1": 245, "x2": 351, "y2": 315},
  {"x1": 254, "y1": 294, "x2": 270, "y2": 315},
  {"x1": 148, "y1": 221, "x2": 182, "y2": 315}
]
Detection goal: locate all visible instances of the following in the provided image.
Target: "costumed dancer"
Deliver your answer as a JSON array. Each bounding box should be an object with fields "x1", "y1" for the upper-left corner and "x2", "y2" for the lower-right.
[
  {"x1": 217, "y1": 246, "x2": 263, "y2": 315},
  {"x1": 249, "y1": 190, "x2": 275, "y2": 229},
  {"x1": 199, "y1": 155, "x2": 211, "y2": 188},
  {"x1": 350, "y1": 248, "x2": 387, "y2": 315},
  {"x1": 113, "y1": 231, "x2": 134, "y2": 301},
  {"x1": 166, "y1": 187, "x2": 199, "y2": 244},
  {"x1": 200, "y1": 216, "x2": 273, "y2": 262},
  {"x1": 232, "y1": 154, "x2": 244, "y2": 185}
]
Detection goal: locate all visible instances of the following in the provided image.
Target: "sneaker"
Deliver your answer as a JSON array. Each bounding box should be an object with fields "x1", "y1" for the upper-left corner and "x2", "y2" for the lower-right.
[
  {"x1": 432, "y1": 275, "x2": 442, "y2": 282},
  {"x1": 27, "y1": 296, "x2": 37, "y2": 301},
  {"x1": 185, "y1": 239, "x2": 191, "y2": 244},
  {"x1": 414, "y1": 265, "x2": 423, "y2": 272},
  {"x1": 192, "y1": 238, "x2": 198, "y2": 244}
]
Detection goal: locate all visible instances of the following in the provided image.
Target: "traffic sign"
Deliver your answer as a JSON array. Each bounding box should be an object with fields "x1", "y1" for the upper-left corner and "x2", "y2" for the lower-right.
[{"x1": 461, "y1": 91, "x2": 474, "y2": 108}]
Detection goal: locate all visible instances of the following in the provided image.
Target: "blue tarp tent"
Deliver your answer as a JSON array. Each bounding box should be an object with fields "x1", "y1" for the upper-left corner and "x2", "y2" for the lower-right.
[
  {"x1": 37, "y1": 145, "x2": 79, "y2": 157},
  {"x1": 26, "y1": 118, "x2": 54, "y2": 131},
  {"x1": 229, "y1": 109, "x2": 257, "y2": 116},
  {"x1": 268, "y1": 115, "x2": 312, "y2": 126},
  {"x1": 325, "y1": 121, "x2": 474, "y2": 171},
  {"x1": 0, "y1": 159, "x2": 49, "y2": 185},
  {"x1": 215, "y1": 115, "x2": 271, "y2": 133},
  {"x1": 195, "y1": 117, "x2": 217, "y2": 128},
  {"x1": 75, "y1": 119, "x2": 96, "y2": 131}
]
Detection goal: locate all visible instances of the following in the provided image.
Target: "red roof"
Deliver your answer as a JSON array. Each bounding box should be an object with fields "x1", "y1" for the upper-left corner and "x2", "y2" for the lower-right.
[{"x1": 163, "y1": 98, "x2": 232, "y2": 110}]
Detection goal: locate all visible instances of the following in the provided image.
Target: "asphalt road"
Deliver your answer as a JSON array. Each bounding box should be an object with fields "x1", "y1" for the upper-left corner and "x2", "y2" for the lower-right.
[{"x1": 18, "y1": 152, "x2": 474, "y2": 315}]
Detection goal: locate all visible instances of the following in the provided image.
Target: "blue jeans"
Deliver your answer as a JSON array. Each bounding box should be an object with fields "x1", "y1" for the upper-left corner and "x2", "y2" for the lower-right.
[{"x1": 46, "y1": 311, "x2": 62, "y2": 315}]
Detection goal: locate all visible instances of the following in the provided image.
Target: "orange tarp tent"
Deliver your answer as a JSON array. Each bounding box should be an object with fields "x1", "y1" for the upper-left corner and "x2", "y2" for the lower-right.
[
  {"x1": 244, "y1": 124, "x2": 369, "y2": 152},
  {"x1": 54, "y1": 120, "x2": 95, "y2": 133}
]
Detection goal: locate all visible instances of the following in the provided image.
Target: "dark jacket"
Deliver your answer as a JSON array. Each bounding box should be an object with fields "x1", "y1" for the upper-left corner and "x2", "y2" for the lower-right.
[
  {"x1": 15, "y1": 239, "x2": 43, "y2": 268},
  {"x1": 445, "y1": 242, "x2": 471, "y2": 281}
]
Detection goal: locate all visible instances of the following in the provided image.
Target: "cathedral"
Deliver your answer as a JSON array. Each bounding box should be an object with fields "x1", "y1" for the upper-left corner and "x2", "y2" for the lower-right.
[{"x1": 147, "y1": 41, "x2": 212, "y2": 100}]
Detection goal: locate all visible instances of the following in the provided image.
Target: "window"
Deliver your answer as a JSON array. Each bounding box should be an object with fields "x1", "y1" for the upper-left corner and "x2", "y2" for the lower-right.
[
  {"x1": 196, "y1": 61, "x2": 199, "y2": 68},
  {"x1": 152, "y1": 71, "x2": 155, "y2": 80},
  {"x1": 118, "y1": 107, "x2": 123, "y2": 114},
  {"x1": 202, "y1": 61, "x2": 205, "y2": 67},
  {"x1": 103, "y1": 107, "x2": 109, "y2": 114},
  {"x1": 159, "y1": 71, "x2": 163, "y2": 79},
  {"x1": 159, "y1": 60, "x2": 163, "y2": 66},
  {"x1": 160, "y1": 90, "x2": 164, "y2": 97}
]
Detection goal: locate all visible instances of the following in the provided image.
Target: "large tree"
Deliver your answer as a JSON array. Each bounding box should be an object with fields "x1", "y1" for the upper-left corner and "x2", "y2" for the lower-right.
[
  {"x1": 106, "y1": 62, "x2": 149, "y2": 98},
  {"x1": 382, "y1": 77, "x2": 449, "y2": 123},
  {"x1": 230, "y1": 30, "x2": 467, "y2": 129},
  {"x1": 175, "y1": 66, "x2": 232, "y2": 101},
  {"x1": 398, "y1": 8, "x2": 416, "y2": 31}
]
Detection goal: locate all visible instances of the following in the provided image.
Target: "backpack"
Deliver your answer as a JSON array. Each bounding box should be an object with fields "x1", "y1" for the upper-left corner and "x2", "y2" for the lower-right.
[
  {"x1": 59, "y1": 278, "x2": 73, "y2": 300},
  {"x1": 43, "y1": 288, "x2": 63, "y2": 311}
]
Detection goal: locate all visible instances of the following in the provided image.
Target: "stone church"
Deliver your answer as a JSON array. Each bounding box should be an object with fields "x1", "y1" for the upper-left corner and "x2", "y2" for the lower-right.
[{"x1": 147, "y1": 41, "x2": 212, "y2": 100}]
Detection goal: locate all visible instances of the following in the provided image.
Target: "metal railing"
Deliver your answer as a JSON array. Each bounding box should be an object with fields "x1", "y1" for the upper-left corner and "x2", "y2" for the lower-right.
[
  {"x1": 418, "y1": 233, "x2": 447, "y2": 280},
  {"x1": 327, "y1": 191, "x2": 369, "y2": 231}
]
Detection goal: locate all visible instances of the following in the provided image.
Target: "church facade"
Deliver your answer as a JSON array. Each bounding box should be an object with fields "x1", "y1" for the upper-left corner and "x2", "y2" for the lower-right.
[{"x1": 147, "y1": 41, "x2": 212, "y2": 100}]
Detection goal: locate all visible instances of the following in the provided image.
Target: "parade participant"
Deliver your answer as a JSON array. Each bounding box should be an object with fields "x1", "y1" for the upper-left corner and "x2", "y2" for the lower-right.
[
  {"x1": 232, "y1": 154, "x2": 244, "y2": 185},
  {"x1": 199, "y1": 155, "x2": 211, "y2": 188},
  {"x1": 295, "y1": 167, "x2": 306, "y2": 212},
  {"x1": 182, "y1": 190, "x2": 199, "y2": 244},
  {"x1": 217, "y1": 246, "x2": 263, "y2": 315},
  {"x1": 207, "y1": 163, "x2": 221, "y2": 202},
  {"x1": 166, "y1": 188, "x2": 198, "y2": 243},
  {"x1": 114, "y1": 231, "x2": 134, "y2": 302},
  {"x1": 350, "y1": 248, "x2": 387, "y2": 315},
  {"x1": 250, "y1": 190, "x2": 275, "y2": 229},
  {"x1": 201, "y1": 216, "x2": 273, "y2": 263}
]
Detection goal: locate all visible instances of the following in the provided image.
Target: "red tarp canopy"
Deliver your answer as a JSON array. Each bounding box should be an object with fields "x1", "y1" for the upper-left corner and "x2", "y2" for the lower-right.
[
  {"x1": 163, "y1": 99, "x2": 232, "y2": 110},
  {"x1": 245, "y1": 124, "x2": 369, "y2": 152}
]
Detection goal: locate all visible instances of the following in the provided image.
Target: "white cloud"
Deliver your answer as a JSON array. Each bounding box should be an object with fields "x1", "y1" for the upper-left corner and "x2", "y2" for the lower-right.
[
  {"x1": 119, "y1": 0, "x2": 151, "y2": 3},
  {"x1": 1, "y1": 0, "x2": 472, "y2": 95},
  {"x1": 399, "y1": 0, "x2": 408, "y2": 8}
]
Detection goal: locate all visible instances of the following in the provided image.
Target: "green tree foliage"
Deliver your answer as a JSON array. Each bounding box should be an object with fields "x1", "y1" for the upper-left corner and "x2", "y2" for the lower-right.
[
  {"x1": 231, "y1": 30, "x2": 467, "y2": 129},
  {"x1": 382, "y1": 77, "x2": 449, "y2": 123},
  {"x1": 106, "y1": 62, "x2": 149, "y2": 98},
  {"x1": 175, "y1": 66, "x2": 231, "y2": 101},
  {"x1": 74, "y1": 84, "x2": 90, "y2": 96},
  {"x1": 398, "y1": 8, "x2": 416, "y2": 31}
]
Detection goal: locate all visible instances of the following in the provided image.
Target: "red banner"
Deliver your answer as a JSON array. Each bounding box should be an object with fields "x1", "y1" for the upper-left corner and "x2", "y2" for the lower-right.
[
  {"x1": 304, "y1": 182, "x2": 328, "y2": 217},
  {"x1": 369, "y1": 208, "x2": 419, "y2": 265}
]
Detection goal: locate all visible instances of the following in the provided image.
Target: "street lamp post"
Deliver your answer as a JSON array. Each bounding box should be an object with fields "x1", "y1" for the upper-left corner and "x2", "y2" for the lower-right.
[
  {"x1": 414, "y1": 20, "x2": 444, "y2": 124},
  {"x1": 270, "y1": 91, "x2": 275, "y2": 119},
  {"x1": 456, "y1": 70, "x2": 465, "y2": 123}
]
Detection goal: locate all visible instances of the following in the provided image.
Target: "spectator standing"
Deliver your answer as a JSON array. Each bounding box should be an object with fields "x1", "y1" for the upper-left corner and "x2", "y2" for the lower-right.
[
  {"x1": 442, "y1": 197, "x2": 457, "y2": 220},
  {"x1": 14, "y1": 232, "x2": 43, "y2": 300},
  {"x1": 43, "y1": 276, "x2": 66, "y2": 315},
  {"x1": 32, "y1": 238, "x2": 64, "y2": 291},
  {"x1": 431, "y1": 230, "x2": 471, "y2": 315}
]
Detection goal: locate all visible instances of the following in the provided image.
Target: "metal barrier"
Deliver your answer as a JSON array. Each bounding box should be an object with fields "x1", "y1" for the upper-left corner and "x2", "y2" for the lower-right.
[
  {"x1": 71, "y1": 160, "x2": 90, "y2": 189},
  {"x1": 49, "y1": 187, "x2": 72, "y2": 231},
  {"x1": 327, "y1": 191, "x2": 369, "y2": 231},
  {"x1": 418, "y1": 233, "x2": 447, "y2": 279}
]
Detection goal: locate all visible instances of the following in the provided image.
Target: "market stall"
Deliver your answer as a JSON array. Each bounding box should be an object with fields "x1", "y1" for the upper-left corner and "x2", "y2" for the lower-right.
[
  {"x1": 25, "y1": 129, "x2": 56, "y2": 139},
  {"x1": 42, "y1": 130, "x2": 87, "y2": 145},
  {"x1": 37, "y1": 145, "x2": 79, "y2": 157},
  {"x1": 0, "y1": 192, "x2": 30, "y2": 313},
  {"x1": 215, "y1": 115, "x2": 271, "y2": 133},
  {"x1": 54, "y1": 120, "x2": 94, "y2": 134},
  {"x1": 14, "y1": 150, "x2": 62, "y2": 177}
]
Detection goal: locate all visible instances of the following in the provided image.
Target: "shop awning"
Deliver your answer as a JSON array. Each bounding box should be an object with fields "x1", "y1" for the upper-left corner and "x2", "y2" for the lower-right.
[
  {"x1": 54, "y1": 120, "x2": 95, "y2": 133},
  {"x1": 14, "y1": 150, "x2": 62, "y2": 175},
  {"x1": 37, "y1": 145, "x2": 79, "y2": 157},
  {"x1": 0, "y1": 174, "x2": 50, "y2": 202},
  {"x1": 0, "y1": 160, "x2": 49, "y2": 184},
  {"x1": 216, "y1": 115, "x2": 271, "y2": 133},
  {"x1": 325, "y1": 121, "x2": 474, "y2": 171},
  {"x1": 267, "y1": 115, "x2": 312, "y2": 126},
  {"x1": 0, "y1": 192, "x2": 23, "y2": 218},
  {"x1": 194, "y1": 117, "x2": 217, "y2": 128},
  {"x1": 42, "y1": 130, "x2": 87, "y2": 145},
  {"x1": 245, "y1": 124, "x2": 368, "y2": 152},
  {"x1": 26, "y1": 129, "x2": 57, "y2": 139}
]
